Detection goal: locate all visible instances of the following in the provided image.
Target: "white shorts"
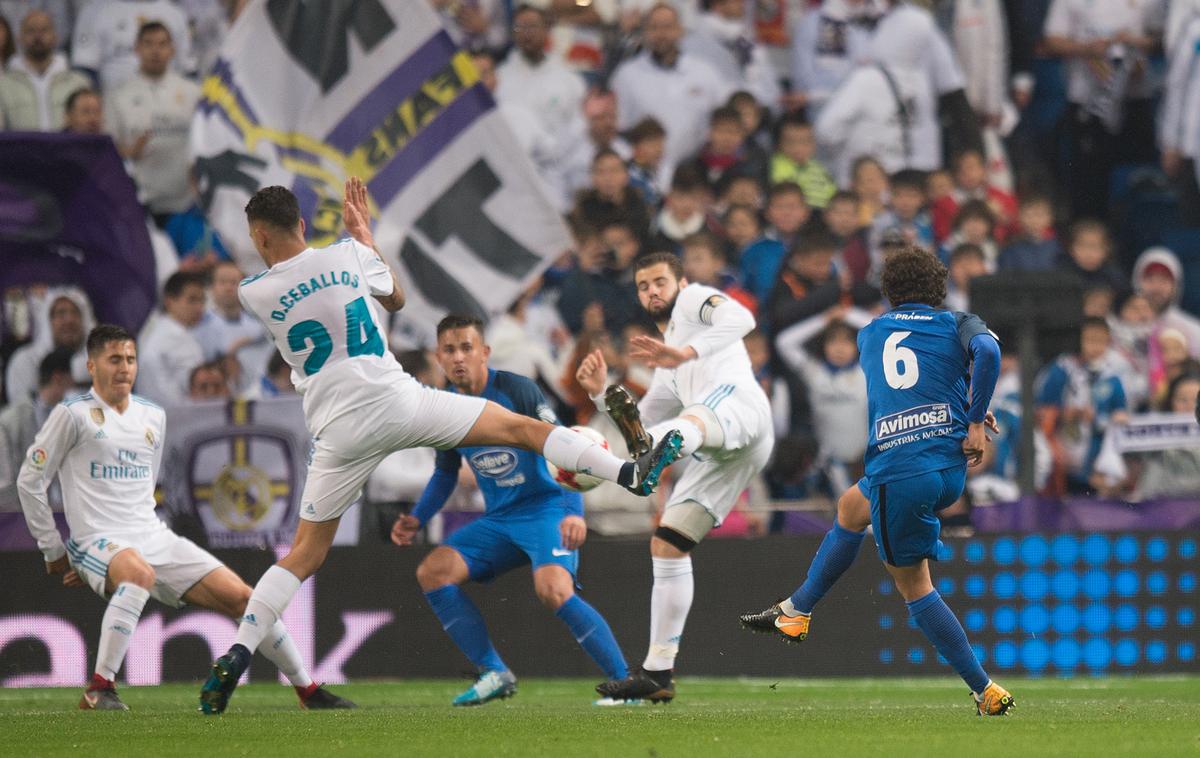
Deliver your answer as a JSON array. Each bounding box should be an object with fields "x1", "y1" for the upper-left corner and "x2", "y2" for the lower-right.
[
  {"x1": 301, "y1": 379, "x2": 487, "y2": 522},
  {"x1": 666, "y1": 388, "x2": 774, "y2": 526},
  {"x1": 65, "y1": 529, "x2": 223, "y2": 608}
]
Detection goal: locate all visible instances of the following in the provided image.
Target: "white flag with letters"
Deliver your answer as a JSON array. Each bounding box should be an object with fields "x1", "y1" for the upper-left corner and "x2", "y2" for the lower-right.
[{"x1": 190, "y1": 0, "x2": 570, "y2": 327}]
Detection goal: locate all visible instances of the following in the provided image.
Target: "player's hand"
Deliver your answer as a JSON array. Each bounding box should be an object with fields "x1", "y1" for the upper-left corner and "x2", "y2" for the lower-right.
[
  {"x1": 985, "y1": 411, "x2": 1000, "y2": 435},
  {"x1": 342, "y1": 176, "x2": 376, "y2": 249},
  {"x1": 559, "y1": 515, "x2": 587, "y2": 550},
  {"x1": 628, "y1": 335, "x2": 696, "y2": 369},
  {"x1": 391, "y1": 514, "x2": 421, "y2": 546},
  {"x1": 963, "y1": 422, "x2": 988, "y2": 467},
  {"x1": 46, "y1": 555, "x2": 69, "y2": 575},
  {"x1": 576, "y1": 349, "x2": 609, "y2": 397}
]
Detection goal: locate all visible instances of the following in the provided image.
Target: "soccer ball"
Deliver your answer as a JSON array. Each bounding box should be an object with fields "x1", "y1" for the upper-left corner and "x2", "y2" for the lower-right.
[{"x1": 546, "y1": 426, "x2": 609, "y2": 493}]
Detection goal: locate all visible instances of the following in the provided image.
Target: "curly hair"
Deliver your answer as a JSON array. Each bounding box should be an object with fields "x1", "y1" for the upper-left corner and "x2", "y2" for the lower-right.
[{"x1": 880, "y1": 245, "x2": 947, "y2": 307}]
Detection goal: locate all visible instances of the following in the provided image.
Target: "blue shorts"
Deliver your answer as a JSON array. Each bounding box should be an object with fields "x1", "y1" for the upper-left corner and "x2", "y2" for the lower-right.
[
  {"x1": 445, "y1": 510, "x2": 578, "y2": 582},
  {"x1": 858, "y1": 466, "x2": 966, "y2": 567}
]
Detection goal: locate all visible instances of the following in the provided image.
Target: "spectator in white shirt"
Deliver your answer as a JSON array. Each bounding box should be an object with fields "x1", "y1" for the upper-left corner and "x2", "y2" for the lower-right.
[
  {"x1": 0, "y1": 10, "x2": 87, "y2": 129},
  {"x1": 105, "y1": 21, "x2": 201, "y2": 220},
  {"x1": 788, "y1": 0, "x2": 879, "y2": 119},
  {"x1": 683, "y1": 0, "x2": 781, "y2": 113},
  {"x1": 5, "y1": 289, "x2": 91, "y2": 404},
  {"x1": 496, "y1": 5, "x2": 586, "y2": 147},
  {"x1": 431, "y1": 0, "x2": 510, "y2": 53},
  {"x1": 192, "y1": 260, "x2": 270, "y2": 394},
  {"x1": 136, "y1": 271, "x2": 206, "y2": 406},
  {"x1": 611, "y1": 3, "x2": 733, "y2": 186},
  {"x1": 1159, "y1": 11, "x2": 1200, "y2": 224},
  {"x1": 556, "y1": 89, "x2": 632, "y2": 204},
  {"x1": 1042, "y1": 0, "x2": 1166, "y2": 219},
  {"x1": 70, "y1": 0, "x2": 193, "y2": 92}
]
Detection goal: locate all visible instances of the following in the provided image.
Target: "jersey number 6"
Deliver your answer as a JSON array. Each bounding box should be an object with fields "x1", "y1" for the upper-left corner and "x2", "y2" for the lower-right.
[
  {"x1": 883, "y1": 330, "x2": 919, "y2": 390},
  {"x1": 286, "y1": 296, "x2": 385, "y2": 376}
]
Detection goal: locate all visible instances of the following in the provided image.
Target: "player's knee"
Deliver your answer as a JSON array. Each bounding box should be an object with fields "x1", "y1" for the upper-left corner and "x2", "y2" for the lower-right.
[
  {"x1": 534, "y1": 579, "x2": 573, "y2": 610},
  {"x1": 836, "y1": 489, "x2": 870, "y2": 531},
  {"x1": 415, "y1": 557, "x2": 451, "y2": 591},
  {"x1": 123, "y1": 563, "x2": 155, "y2": 589},
  {"x1": 228, "y1": 584, "x2": 253, "y2": 617}
]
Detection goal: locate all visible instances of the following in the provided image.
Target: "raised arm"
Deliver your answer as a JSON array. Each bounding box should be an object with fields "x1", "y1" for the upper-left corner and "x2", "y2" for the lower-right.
[{"x1": 343, "y1": 177, "x2": 405, "y2": 312}]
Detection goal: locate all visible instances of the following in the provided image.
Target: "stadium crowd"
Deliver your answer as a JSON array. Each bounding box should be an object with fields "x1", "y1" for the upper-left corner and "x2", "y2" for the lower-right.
[{"x1": 1, "y1": 0, "x2": 1199, "y2": 540}]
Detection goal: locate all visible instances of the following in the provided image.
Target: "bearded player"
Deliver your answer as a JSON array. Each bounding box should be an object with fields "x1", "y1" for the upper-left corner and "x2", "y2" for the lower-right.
[
  {"x1": 576, "y1": 252, "x2": 774, "y2": 702},
  {"x1": 199, "y1": 179, "x2": 683, "y2": 714}
]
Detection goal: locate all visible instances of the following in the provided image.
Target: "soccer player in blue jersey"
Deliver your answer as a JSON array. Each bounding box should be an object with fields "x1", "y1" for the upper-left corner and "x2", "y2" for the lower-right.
[
  {"x1": 391, "y1": 315, "x2": 630, "y2": 706},
  {"x1": 740, "y1": 245, "x2": 1015, "y2": 715}
]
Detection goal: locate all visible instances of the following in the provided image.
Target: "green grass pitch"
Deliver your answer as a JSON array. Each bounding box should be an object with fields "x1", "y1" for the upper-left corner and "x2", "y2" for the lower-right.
[{"x1": 2, "y1": 676, "x2": 1198, "y2": 757}]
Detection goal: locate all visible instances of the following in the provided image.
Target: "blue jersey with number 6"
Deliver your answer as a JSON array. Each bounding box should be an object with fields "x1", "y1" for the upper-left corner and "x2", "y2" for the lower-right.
[{"x1": 858, "y1": 303, "x2": 992, "y2": 485}]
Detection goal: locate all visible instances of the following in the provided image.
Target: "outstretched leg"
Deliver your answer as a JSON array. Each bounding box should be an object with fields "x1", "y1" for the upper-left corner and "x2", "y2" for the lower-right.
[{"x1": 81, "y1": 548, "x2": 154, "y2": 711}]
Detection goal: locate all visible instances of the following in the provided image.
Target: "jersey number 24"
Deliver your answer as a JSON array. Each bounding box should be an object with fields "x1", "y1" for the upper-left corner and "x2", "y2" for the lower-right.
[
  {"x1": 286, "y1": 296, "x2": 384, "y2": 376},
  {"x1": 883, "y1": 331, "x2": 919, "y2": 390}
]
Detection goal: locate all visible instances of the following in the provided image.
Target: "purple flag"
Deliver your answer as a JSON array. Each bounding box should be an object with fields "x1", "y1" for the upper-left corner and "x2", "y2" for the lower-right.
[{"x1": 0, "y1": 133, "x2": 156, "y2": 332}]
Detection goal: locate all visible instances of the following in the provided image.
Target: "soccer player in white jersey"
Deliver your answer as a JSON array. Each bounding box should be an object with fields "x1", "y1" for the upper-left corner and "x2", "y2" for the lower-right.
[
  {"x1": 199, "y1": 179, "x2": 683, "y2": 713},
  {"x1": 576, "y1": 251, "x2": 775, "y2": 702},
  {"x1": 17, "y1": 325, "x2": 352, "y2": 711}
]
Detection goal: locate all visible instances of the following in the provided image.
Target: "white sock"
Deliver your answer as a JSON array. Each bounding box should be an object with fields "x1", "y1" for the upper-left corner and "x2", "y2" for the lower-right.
[
  {"x1": 233, "y1": 565, "x2": 301, "y2": 654},
  {"x1": 542, "y1": 426, "x2": 625, "y2": 482},
  {"x1": 778, "y1": 598, "x2": 808, "y2": 617},
  {"x1": 643, "y1": 556, "x2": 694, "y2": 671},
  {"x1": 95, "y1": 582, "x2": 150, "y2": 681},
  {"x1": 648, "y1": 419, "x2": 704, "y2": 458},
  {"x1": 257, "y1": 620, "x2": 312, "y2": 688}
]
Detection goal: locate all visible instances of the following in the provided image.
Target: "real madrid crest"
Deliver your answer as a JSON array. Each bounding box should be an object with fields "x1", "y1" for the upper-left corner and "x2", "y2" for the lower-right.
[
  {"x1": 145, "y1": 428, "x2": 156, "y2": 448},
  {"x1": 90, "y1": 407, "x2": 105, "y2": 425}
]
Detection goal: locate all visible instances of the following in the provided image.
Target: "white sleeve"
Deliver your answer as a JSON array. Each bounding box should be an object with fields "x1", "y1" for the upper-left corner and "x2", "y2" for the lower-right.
[
  {"x1": 789, "y1": 15, "x2": 817, "y2": 96},
  {"x1": 773, "y1": 313, "x2": 826, "y2": 375},
  {"x1": 1043, "y1": 0, "x2": 1073, "y2": 39},
  {"x1": 350, "y1": 239, "x2": 395, "y2": 297},
  {"x1": 1159, "y1": 21, "x2": 1197, "y2": 150},
  {"x1": 683, "y1": 290, "x2": 756, "y2": 360},
  {"x1": 610, "y1": 63, "x2": 640, "y2": 131},
  {"x1": 152, "y1": 412, "x2": 166, "y2": 486},
  {"x1": 70, "y1": 1, "x2": 102, "y2": 71},
  {"x1": 814, "y1": 71, "x2": 864, "y2": 151},
  {"x1": 16, "y1": 405, "x2": 78, "y2": 562},
  {"x1": 983, "y1": 0, "x2": 1009, "y2": 116},
  {"x1": 928, "y1": 25, "x2": 966, "y2": 94}
]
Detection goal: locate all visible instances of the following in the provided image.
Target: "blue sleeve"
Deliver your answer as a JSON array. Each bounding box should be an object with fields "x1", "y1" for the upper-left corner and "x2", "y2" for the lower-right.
[
  {"x1": 563, "y1": 490, "x2": 584, "y2": 517},
  {"x1": 1108, "y1": 378, "x2": 1127, "y2": 413},
  {"x1": 411, "y1": 450, "x2": 461, "y2": 526},
  {"x1": 1037, "y1": 363, "x2": 1067, "y2": 407},
  {"x1": 953, "y1": 311, "x2": 993, "y2": 353},
  {"x1": 966, "y1": 333, "x2": 1001, "y2": 423}
]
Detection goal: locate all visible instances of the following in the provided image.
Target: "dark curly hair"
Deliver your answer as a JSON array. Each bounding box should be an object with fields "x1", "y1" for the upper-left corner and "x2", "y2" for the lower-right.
[{"x1": 880, "y1": 245, "x2": 947, "y2": 307}]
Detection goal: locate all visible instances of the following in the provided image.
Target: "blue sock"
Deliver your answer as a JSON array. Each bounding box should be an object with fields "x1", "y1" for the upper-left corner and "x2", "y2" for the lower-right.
[
  {"x1": 907, "y1": 590, "x2": 989, "y2": 693},
  {"x1": 424, "y1": 585, "x2": 507, "y2": 673},
  {"x1": 789, "y1": 523, "x2": 865, "y2": 614},
  {"x1": 555, "y1": 595, "x2": 629, "y2": 680}
]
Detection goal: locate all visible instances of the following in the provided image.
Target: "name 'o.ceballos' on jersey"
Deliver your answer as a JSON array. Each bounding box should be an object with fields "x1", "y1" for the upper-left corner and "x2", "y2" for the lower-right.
[
  {"x1": 238, "y1": 238, "x2": 409, "y2": 437},
  {"x1": 858, "y1": 304, "x2": 994, "y2": 485}
]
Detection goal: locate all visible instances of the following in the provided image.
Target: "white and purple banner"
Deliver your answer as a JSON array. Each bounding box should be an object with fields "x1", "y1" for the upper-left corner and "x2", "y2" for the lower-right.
[{"x1": 191, "y1": 0, "x2": 571, "y2": 327}]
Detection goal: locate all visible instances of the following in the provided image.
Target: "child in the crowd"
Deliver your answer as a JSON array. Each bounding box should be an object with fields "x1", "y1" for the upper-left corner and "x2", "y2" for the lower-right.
[
  {"x1": 926, "y1": 168, "x2": 955, "y2": 208},
  {"x1": 729, "y1": 90, "x2": 773, "y2": 156},
  {"x1": 1057, "y1": 219, "x2": 1129, "y2": 298},
  {"x1": 571, "y1": 148, "x2": 651, "y2": 240},
  {"x1": 680, "y1": 232, "x2": 757, "y2": 312},
  {"x1": 851, "y1": 156, "x2": 889, "y2": 228},
  {"x1": 743, "y1": 327, "x2": 791, "y2": 439},
  {"x1": 1082, "y1": 286, "x2": 1115, "y2": 319},
  {"x1": 767, "y1": 227, "x2": 877, "y2": 333},
  {"x1": 931, "y1": 148, "x2": 1018, "y2": 242},
  {"x1": 939, "y1": 199, "x2": 998, "y2": 270},
  {"x1": 997, "y1": 193, "x2": 1061, "y2": 271},
  {"x1": 648, "y1": 167, "x2": 711, "y2": 254},
  {"x1": 722, "y1": 203, "x2": 762, "y2": 262},
  {"x1": 1150, "y1": 327, "x2": 1200, "y2": 409},
  {"x1": 770, "y1": 113, "x2": 837, "y2": 209},
  {"x1": 822, "y1": 190, "x2": 871, "y2": 285},
  {"x1": 739, "y1": 182, "x2": 811, "y2": 306},
  {"x1": 1037, "y1": 316, "x2": 1130, "y2": 495},
  {"x1": 869, "y1": 169, "x2": 934, "y2": 267},
  {"x1": 679, "y1": 106, "x2": 767, "y2": 194},
  {"x1": 718, "y1": 174, "x2": 764, "y2": 213},
  {"x1": 774, "y1": 305, "x2": 872, "y2": 496},
  {"x1": 624, "y1": 117, "x2": 667, "y2": 208},
  {"x1": 945, "y1": 243, "x2": 988, "y2": 312}
]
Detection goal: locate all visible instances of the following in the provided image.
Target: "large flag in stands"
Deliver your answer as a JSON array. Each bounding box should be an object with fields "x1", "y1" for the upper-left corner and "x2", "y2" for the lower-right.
[
  {"x1": 191, "y1": 0, "x2": 571, "y2": 326},
  {"x1": 0, "y1": 133, "x2": 157, "y2": 332}
]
